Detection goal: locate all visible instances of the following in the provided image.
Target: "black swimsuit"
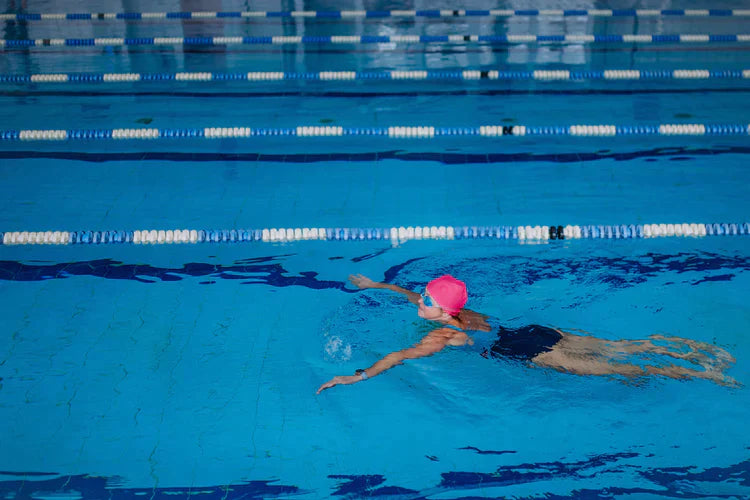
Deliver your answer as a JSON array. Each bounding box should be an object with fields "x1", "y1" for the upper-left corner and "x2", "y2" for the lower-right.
[{"x1": 489, "y1": 324, "x2": 563, "y2": 361}]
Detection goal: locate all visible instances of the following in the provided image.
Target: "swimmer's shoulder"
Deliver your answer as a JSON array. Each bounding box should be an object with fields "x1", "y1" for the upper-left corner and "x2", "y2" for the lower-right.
[
  {"x1": 427, "y1": 326, "x2": 472, "y2": 346},
  {"x1": 457, "y1": 310, "x2": 494, "y2": 333}
]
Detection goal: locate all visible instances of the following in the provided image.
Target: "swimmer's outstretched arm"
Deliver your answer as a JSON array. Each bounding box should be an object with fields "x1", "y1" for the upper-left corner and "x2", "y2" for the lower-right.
[
  {"x1": 348, "y1": 274, "x2": 420, "y2": 305},
  {"x1": 316, "y1": 331, "x2": 451, "y2": 394}
]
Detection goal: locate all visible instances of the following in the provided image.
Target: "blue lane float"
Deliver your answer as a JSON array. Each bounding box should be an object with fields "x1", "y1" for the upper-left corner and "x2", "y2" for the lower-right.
[
  {"x1": 2, "y1": 8, "x2": 749, "y2": 22},
  {"x1": 1, "y1": 123, "x2": 748, "y2": 141},
  {"x1": 2, "y1": 223, "x2": 748, "y2": 246},
  {"x1": 2, "y1": 34, "x2": 750, "y2": 49},
  {"x1": 3, "y1": 69, "x2": 748, "y2": 84}
]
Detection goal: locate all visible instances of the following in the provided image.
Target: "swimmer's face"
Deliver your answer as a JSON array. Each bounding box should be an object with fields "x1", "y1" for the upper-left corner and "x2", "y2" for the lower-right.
[{"x1": 418, "y1": 292, "x2": 444, "y2": 320}]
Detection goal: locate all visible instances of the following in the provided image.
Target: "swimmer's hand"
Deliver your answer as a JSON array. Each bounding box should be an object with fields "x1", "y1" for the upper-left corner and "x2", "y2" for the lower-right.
[
  {"x1": 349, "y1": 274, "x2": 380, "y2": 290},
  {"x1": 316, "y1": 375, "x2": 361, "y2": 394}
]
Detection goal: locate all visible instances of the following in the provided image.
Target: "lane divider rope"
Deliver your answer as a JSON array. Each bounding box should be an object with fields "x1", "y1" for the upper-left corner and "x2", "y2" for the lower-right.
[
  {"x1": 2, "y1": 124, "x2": 749, "y2": 141},
  {"x1": 2, "y1": 34, "x2": 750, "y2": 49},
  {"x1": 4, "y1": 69, "x2": 749, "y2": 84},
  {"x1": 3, "y1": 9, "x2": 750, "y2": 21},
  {"x1": 2, "y1": 223, "x2": 748, "y2": 246}
]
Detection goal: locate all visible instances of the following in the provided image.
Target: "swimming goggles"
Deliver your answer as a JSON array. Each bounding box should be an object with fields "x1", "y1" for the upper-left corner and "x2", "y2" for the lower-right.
[{"x1": 421, "y1": 290, "x2": 438, "y2": 308}]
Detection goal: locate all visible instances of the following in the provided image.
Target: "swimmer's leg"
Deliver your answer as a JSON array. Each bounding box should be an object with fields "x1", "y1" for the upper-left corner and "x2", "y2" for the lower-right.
[
  {"x1": 531, "y1": 350, "x2": 647, "y2": 378},
  {"x1": 604, "y1": 338, "x2": 695, "y2": 361},
  {"x1": 532, "y1": 350, "x2": 739, "y2": 387},
  {"x1": 600, "y1": 335, "x2": 736, "y2": 375},
  {"x1": 644, "y1": 364, "x2": 739, "y2": 387},
  {"x1": 554, "y1": 334, "x2": 691, "y2": 362}
]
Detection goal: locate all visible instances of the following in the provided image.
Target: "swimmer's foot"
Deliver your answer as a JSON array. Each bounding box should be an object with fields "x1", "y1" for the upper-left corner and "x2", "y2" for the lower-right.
[
  {"x1": 685, "y1": 342, "x2": 736, "y2": 371},
  {"x1": 685, "y1": 361, "x2": 742, "y2": 388},
  {"x1": 704, "y1": 369, "x2": 741, "y2": 388},
  {"x1": 720, "y1": 375, "x2": 741, "y2": 388},
  {"x1": 709, "y1": 348, "x2": 736, "y2": 370}
]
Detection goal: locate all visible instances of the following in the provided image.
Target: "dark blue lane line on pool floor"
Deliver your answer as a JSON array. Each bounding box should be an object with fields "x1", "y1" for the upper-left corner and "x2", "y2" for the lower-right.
[
  {"x1": 459, "y1": 446, "x2": 516, "y2": 455},
  {"x1": 1, "y1": 454, "x2": 748, "y2": 498},
  {"x1": 1, "y1": 146, "x2": 749, "y2": 165},
  {"x1": 0, "y1": 256, "x2": 355, "y2": 290},
  {"x1": 1, "y1": 253, "x2": 748, "y2": 289}
]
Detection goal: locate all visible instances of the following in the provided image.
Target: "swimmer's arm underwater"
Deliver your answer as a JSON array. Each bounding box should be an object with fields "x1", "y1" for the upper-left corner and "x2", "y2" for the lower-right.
[
  {"x1": 348, "y1": 274, "x2": 421, "y2": 305},
  {"x1": 316, "y1": 329, "x2": 463, "y2": 394}
]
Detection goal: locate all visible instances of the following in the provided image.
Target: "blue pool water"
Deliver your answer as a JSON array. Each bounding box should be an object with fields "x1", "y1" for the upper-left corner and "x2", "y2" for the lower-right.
[{"x1": 1, "y1": 0, "x2": 749, "y2": 498}]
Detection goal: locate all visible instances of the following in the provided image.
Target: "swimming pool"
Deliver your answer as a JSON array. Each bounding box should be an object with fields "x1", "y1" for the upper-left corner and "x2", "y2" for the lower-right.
[{"x1": 1, "y1": 0, "x2": 749, "y2": 498}]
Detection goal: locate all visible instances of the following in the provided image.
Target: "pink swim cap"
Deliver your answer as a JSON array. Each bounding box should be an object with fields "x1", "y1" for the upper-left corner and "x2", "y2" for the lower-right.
[{"x1": 425, "y1": 275, "x2": 468, "y2": 315}]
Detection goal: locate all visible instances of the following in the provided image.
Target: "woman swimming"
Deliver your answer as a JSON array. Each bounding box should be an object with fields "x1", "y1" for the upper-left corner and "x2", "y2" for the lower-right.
[{"x1": 316, "y1": 274, "x2": 737, "y2": 393}]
